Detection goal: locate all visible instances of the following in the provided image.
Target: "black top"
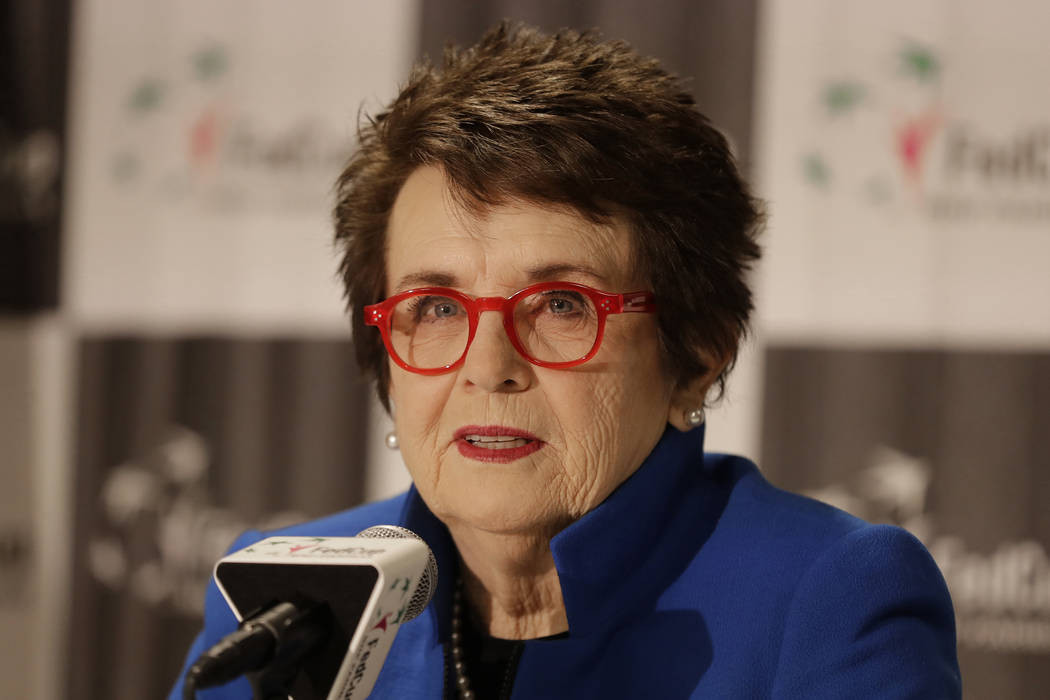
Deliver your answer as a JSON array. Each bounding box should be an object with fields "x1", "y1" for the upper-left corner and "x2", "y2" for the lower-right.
[
  {"x1": 447, "y1": 610, "x2": 568, "y2": 699},
  {"x1": 461, "y1": 612, "x2": 523, "y2": 698}
]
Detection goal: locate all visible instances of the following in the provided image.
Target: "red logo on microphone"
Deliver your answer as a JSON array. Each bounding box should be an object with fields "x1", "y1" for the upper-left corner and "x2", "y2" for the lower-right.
[{"x1": 372, "y1": 612, "x2": 393, "y2": 632}]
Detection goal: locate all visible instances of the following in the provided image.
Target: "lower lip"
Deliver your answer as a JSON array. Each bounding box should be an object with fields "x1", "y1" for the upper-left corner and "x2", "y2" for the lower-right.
[{"x1": 456, "y1": 438, "x2": 544, "y2": 463}]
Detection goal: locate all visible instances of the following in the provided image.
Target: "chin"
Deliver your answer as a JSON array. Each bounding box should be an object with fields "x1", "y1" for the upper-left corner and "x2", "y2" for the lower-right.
[{"x1": 442, "y1": 491, "x2": 567, "y2": 537}]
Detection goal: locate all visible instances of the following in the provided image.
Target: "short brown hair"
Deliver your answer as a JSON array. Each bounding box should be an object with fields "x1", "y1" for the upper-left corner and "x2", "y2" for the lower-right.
[{"x1": 334, "y1": 22, "x2": 763, "y2": 411}]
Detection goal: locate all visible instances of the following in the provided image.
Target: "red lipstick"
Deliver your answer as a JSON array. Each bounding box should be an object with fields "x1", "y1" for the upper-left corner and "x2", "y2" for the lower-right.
[{"x1": 454, "y1": 425, "x2": 544, "y2": 463}]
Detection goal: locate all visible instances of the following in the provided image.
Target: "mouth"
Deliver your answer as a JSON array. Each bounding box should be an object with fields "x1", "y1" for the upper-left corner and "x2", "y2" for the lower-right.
[{"x1": 453, "y1": 425, "x2": 544, "y2": 463}]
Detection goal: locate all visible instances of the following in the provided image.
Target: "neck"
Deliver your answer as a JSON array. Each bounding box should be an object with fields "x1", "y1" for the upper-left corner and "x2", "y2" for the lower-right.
[{"x1": 446, "y1": 523, "x2": 569, "y2": 639}]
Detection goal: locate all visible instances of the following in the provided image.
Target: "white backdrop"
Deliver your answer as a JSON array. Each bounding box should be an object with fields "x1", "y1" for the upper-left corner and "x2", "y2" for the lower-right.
[
  {"x1": 754, "y1": 0, "x2": 1050, "y2": 347},
  {"x1": 65, "y1": 0, "x2": 419, "y2": 333},
  {"x1": 708, "y1": 0, "x2": 1050, "y2": 476}
]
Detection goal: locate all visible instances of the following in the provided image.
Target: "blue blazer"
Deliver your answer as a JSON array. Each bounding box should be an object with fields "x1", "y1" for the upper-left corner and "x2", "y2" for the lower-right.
[{"x1": 171, "y1": 427, "x2": 961, "y2": 698}]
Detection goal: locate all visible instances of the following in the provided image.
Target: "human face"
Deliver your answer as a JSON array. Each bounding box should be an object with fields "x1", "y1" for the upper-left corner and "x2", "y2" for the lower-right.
[{"x1": 384, "y1": 166, "x2": 675, "y2": 537}]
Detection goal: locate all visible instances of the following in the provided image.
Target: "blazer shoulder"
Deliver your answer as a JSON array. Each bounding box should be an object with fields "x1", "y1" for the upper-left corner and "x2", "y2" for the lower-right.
[
  {"x1": 771, "y1": 523, "x2": 960, "y2": 698},
  {"x1": 708, "y1": 455, "x2": 871, "y2": 555},
  {"x1": 696, "y1": 459, "x2": 945, "y2": 607}
]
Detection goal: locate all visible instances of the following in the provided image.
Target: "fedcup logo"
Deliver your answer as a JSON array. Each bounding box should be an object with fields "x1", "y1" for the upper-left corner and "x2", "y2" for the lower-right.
[
  {"x1": 801, "y1": 41, "x2": 945, "y2": 203},
  {"x1": 109, "y1": 42, "x2": 350, "y2": 212},
  {"x1": 800, "y1": 38, "x2": 1050, "y2": 223},
  {"x1": 242, "y1": 538, "x2": 387, "y2": 559}
]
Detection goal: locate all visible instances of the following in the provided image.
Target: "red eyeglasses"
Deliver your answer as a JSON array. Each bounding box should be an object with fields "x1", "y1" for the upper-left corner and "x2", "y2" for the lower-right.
[{"x1": 364, "y1": 281, "x2": 656, "y2": 375}]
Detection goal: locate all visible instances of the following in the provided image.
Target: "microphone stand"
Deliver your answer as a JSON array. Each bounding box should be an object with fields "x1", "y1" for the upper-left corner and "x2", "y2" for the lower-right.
[
  {"x1": 248, "y1": 603, "x2": 332, "y2": 700},
  {"x1": 184, "y1": 600, "x2": 332, "y2": 700}
]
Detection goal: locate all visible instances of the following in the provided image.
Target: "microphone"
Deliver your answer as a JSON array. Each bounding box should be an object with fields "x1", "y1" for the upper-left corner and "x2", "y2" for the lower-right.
[{"x1": 183, "y1": 525, "x2": 438, "y2": 700}]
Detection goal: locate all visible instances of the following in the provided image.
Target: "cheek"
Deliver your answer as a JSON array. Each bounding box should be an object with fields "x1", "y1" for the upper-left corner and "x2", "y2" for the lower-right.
[
  {"x1": 576, "y1": 379, "x2": 624, "y2": 451},
  {"x1": 389, "y1": 365, "x2": 446, "y2": 418},
  {"x1": 557, "y1": 344, "x2": 672, "y2": 471},
  {"x1": 388, "y1": 371, "x2": 454, "y2": 467},
  {"x1": 549, "y1": 376, "x2": 631, "y2": 488}
]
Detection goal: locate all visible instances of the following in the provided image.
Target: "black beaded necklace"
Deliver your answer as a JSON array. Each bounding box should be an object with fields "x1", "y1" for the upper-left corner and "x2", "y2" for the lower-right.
[{"x1": 449, "y1": 578, "x2": 476, "y2": 699}]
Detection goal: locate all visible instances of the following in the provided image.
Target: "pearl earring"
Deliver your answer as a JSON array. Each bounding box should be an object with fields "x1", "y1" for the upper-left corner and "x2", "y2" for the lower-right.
[
  {"x1": 684, "y1": 408, "x2": 705, "y2": 427},
  {"x1": 385, "y1": 431, "x2": 399, "y2": 450}
]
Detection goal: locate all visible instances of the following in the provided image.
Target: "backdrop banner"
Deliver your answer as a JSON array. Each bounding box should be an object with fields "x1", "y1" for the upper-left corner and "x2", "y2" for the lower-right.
[
  {"x1": 68, "y1": 336, "x2": 371, "y2": 699},
  {"x1": 64, "y1": 0, "x2": 416, "y2": 332},
  {"x1": 755, "y1": 0, "x2": 1050, "y2": 347}
]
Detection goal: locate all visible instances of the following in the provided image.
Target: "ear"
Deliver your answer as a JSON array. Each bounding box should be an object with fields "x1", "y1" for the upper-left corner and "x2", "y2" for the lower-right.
[{"x1": 666, "y1": 351, "x2": 731, "y2": 431}]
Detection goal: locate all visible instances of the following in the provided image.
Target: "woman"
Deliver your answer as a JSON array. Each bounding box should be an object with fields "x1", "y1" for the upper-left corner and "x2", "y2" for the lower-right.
[{"x1": 173, "y1": 23, "x2": 960, "y2": 699}]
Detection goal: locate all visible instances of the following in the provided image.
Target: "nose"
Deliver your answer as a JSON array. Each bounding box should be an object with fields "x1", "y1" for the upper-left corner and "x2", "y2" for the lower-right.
[{"x1": 459, "y1": 309, "x2": 532, "y2": 392}]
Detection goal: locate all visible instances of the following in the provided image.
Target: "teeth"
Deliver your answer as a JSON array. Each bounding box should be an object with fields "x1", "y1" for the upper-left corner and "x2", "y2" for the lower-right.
[{"x1": 464, "y1": 435, "x2": 531, "y2": 448}]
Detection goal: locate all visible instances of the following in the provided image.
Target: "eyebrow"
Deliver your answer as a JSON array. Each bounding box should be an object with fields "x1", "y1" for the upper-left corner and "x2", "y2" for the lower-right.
[
  {"x1": 392, "y1": 263, "x2": 607, "y2": 293},
  {"x1": 524, "y1": 263, "x2": 606, "y2": 284},
  {"x1": 392, "y1": 271, "x2": 459, "y2": 291}
]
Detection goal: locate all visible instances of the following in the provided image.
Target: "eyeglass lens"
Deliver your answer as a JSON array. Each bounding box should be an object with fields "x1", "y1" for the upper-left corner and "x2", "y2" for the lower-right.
[{"x1": 388, "y1": 288, "x2": 599, "y2": 369}]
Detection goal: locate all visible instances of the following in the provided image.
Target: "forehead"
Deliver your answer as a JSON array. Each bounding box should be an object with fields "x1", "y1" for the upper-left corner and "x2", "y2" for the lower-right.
[{"x1": 386, "y1": 166, "x2": 637, "y2": 293}]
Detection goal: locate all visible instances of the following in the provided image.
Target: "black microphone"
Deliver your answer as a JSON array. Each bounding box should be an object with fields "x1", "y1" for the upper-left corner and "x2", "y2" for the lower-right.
[{"x1": 182, "y1": 525, "x2": 438, "y2": 700}]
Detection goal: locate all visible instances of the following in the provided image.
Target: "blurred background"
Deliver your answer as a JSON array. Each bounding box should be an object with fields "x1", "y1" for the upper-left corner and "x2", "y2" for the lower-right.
[{"x1": 1, "y1": 0, "x2": 1047, "y2": 697}]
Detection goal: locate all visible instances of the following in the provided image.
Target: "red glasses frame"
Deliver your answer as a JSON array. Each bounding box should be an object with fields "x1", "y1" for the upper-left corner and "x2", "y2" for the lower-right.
[{"x1": 364, "y1": 281, "x2": 656, "y2": 375}]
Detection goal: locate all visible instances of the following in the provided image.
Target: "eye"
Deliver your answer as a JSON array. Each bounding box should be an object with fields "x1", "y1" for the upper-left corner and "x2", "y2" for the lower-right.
[
  {"x1": 432, "y1": 301, "x2": 459, "y2": 318},
  {"x1": 406, "y1": 295, "x2": 463, "y2": 322},
  {"x1": 547, "y1": 296, "x2": 575, "y2": 314},
  {"x1": 530, "y1": 289, "x2": 591, "y2": 319}
]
